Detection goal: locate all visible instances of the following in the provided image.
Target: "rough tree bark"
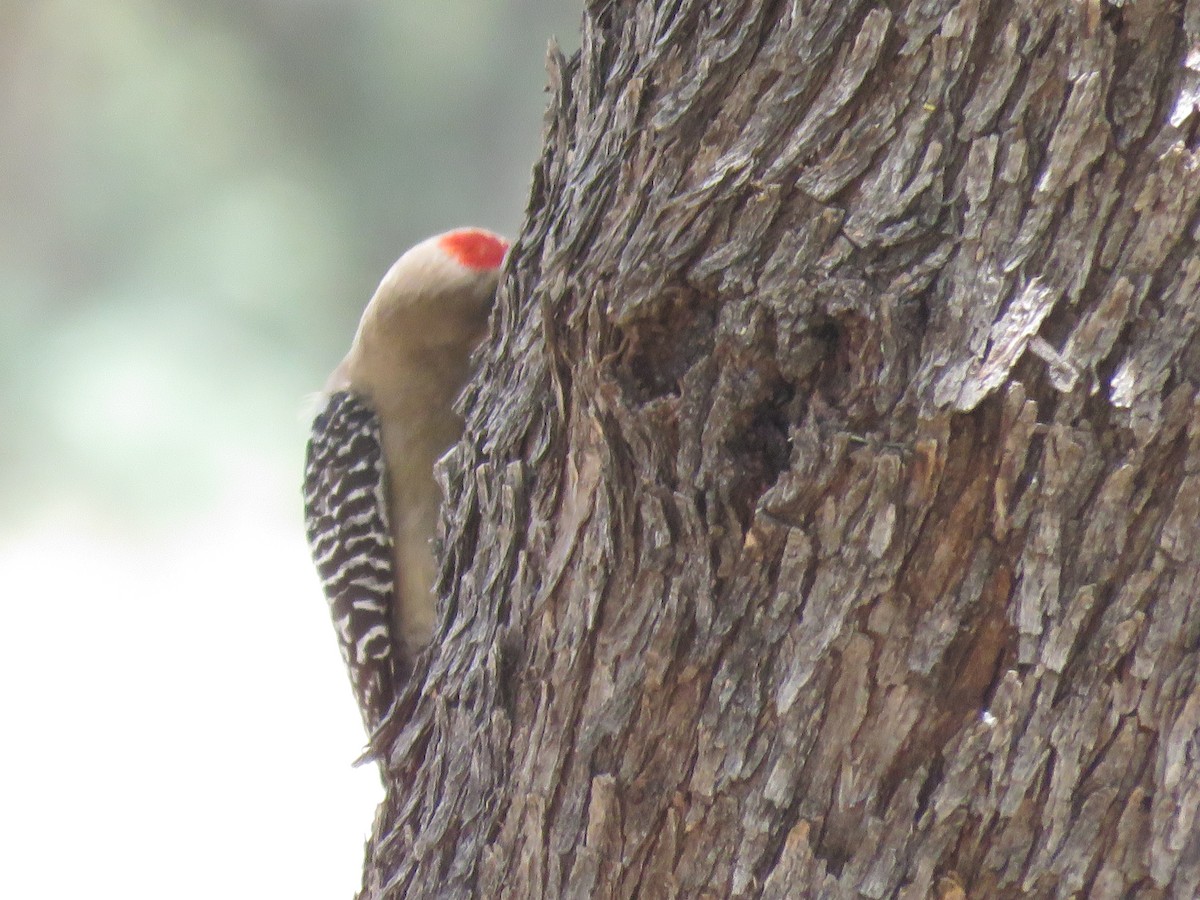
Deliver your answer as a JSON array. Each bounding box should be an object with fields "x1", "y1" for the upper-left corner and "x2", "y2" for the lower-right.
[{"x1": 359, "y1": 1, "x2": 1200, "y2": 896}]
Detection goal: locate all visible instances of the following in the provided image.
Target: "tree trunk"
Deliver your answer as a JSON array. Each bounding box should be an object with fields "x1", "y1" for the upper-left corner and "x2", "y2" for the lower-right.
[{"x1": 359, "y1": 1, "x2": 1200, "y2": 896}]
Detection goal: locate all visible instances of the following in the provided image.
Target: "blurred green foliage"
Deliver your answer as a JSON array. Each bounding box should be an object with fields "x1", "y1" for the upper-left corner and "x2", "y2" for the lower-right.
[{"x1": 0, "y1": 0, "x2": 579, "y2": 525}]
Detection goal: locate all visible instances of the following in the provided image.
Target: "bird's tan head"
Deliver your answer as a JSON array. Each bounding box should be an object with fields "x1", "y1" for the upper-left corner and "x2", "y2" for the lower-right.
[
  {"x1": 332, "y1": 227, "x2": 509, "y2": 398},
  {"x1": 358, "y1": 226, "x2": 508, "y2": 348},
  {"x1": 376, "y1": 226, "x2": 507, "y2": 319}
]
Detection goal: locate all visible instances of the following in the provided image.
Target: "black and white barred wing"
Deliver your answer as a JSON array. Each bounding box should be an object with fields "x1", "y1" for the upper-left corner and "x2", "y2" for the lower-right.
[{"x1": 303, "y1": 391, "x2": 397, "y2": 731}]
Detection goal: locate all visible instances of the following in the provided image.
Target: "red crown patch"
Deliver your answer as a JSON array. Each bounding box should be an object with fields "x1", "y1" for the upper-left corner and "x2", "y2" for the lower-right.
[{"x1": 439, "y1": 229, "x2": 509, "y2": 271}]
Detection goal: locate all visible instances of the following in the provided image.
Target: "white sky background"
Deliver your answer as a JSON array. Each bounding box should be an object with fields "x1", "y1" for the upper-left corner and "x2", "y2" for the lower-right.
[{"x1": 1, "y1": 477, "x2": 383, "y2": 899}]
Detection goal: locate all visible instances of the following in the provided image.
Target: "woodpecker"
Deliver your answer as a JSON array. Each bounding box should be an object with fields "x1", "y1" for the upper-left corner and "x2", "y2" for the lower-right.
[{"x1": 303, "y1": 228, "x2": 508, "y2": 732}]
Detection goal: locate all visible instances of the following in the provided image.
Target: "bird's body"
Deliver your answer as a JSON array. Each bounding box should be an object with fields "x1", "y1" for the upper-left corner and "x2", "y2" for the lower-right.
[{"x1": 303, "y1": 228, "x2": 508, "y2": 731}]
